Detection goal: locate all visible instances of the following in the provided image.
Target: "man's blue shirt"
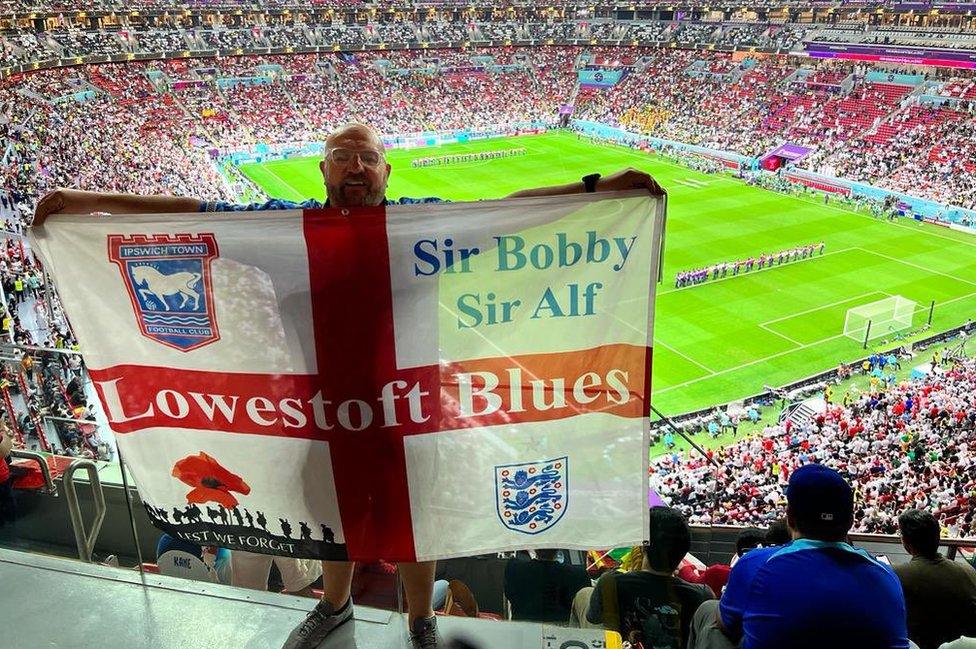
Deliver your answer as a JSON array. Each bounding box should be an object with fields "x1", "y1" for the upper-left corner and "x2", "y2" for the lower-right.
[
  {"x1": 200, "y1": 197, "x2": 443, "y2": 212},
  {"x1": 720, "y1": 539, "x2": 909, "y2": 649}
]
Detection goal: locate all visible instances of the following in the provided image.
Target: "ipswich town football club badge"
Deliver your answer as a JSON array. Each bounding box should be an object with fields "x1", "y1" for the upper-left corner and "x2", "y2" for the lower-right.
[
  {"x1": 108, "y1": 233, "x2": 220, "y2": 352},
  {"x1": 495, "y1": 457, "x2": 567, "y2": 535}
]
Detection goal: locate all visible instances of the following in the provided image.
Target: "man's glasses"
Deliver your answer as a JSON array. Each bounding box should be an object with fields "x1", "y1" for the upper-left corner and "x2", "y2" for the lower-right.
[{"x1": 327, "y1": 147, "x2": 385, "y2": 167}]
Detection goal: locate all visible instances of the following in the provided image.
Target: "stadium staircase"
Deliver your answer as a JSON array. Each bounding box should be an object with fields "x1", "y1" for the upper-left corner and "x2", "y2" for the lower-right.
[{"x1": 785, "y1": 400, "x2": 821, "y2": 427}]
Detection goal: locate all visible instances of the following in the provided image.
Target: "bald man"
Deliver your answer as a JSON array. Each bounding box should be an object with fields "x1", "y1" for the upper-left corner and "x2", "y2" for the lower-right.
[{"x1": 34, "y1": 122, "x2": 665, "y2": 648}]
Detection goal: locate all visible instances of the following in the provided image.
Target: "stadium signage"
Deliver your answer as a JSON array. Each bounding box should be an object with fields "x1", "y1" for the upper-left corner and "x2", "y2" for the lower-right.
[{"x1": 32, "y1": 192, "x2": 665, "y2": 561}]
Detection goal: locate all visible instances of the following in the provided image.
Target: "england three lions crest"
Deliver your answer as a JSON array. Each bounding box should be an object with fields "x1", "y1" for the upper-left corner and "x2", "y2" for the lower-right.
[
  {"x1": 495, "y1": 457, "x2": 567, "y2": 535},
  {"x1": 108, "y1": 234, "x2": 220, "y2": 352}
]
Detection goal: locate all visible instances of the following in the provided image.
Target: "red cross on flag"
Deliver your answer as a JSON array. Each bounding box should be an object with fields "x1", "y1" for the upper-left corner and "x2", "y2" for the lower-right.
[{"x1": 31, "y1": 191, "x2": 665, "y2": 562}]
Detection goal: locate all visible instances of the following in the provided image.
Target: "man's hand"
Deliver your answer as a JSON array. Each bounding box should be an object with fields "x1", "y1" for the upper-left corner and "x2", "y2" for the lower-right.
[
  {"x1": 506, "y1": 167, "x2": 667, "y2": 200},
  {"x1": 597, "y1": 168, "x2": 666, "y2": 197},
  {"x1": 32, "y1": 189, "x2": 203, "y2": 228},
  {"x1": 33, "y1": 189, "x2": 98, "y2": 228}
]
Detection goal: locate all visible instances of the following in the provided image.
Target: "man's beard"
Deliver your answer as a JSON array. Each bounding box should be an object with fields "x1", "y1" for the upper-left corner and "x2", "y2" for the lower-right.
[{"x1": 330, "y1": 183, "x2": 386, "y2": 207}]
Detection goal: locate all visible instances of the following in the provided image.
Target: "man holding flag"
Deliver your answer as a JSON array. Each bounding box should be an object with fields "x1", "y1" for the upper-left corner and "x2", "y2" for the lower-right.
[{"x1": 33, "y1": 122, "x2": 665, "y2": 649}]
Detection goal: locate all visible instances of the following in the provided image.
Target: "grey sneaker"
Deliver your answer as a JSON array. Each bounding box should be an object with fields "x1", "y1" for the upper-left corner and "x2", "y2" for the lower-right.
[
  {"x1": 409, "y1": 616, "x2": 442, "y2": 649},
  {"x1": 281, "y1": 598, "x2": 354, "y2": 649}
]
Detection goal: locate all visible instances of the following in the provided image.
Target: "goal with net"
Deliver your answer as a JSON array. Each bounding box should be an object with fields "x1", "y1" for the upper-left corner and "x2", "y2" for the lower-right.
[{"x1": 844, "y1": 296, "x2": 917, "y2": 345}]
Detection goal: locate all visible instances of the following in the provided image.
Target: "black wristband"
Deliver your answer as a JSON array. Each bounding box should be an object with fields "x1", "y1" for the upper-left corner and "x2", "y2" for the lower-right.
[{"x1": 582, "y1": 173, "x2": 601, "y2": 193}]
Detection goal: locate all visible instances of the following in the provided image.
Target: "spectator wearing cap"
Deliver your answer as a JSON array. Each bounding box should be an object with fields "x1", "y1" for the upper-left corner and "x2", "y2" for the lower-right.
[
  {"x1": 689, "y1": 463, "x2": 910, "y2": 649},
  {"x1": 894, "y1": 509, "x2": 976, "y2": 649}
]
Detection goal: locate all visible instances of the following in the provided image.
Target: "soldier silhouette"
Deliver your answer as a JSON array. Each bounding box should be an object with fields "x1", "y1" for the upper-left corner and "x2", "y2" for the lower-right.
[
  {"x1": 217, "y1": 507, "x2": 228, "y2": 526},
  {"x1": 320, "y1": 524, "x2": 335, "y2": 544},
  {"x1": 157, "y1": 506, "x2": 170, "y2": 522},
  {"x1": 279, "y1": 518, "x2": 292, "y2": 539},
  {"x1": 299, "y1": 521, "x2": 312, "y2": 541},
  {"x1": 256, "y1": 510, "x2": 267, "y2": 531},
  {"x1": 243, "y1": 508, "x2": 254, "y2": 528},
  {"x1": 206, "y1": 506, "x2": 221, "y2": 523},
  {"x1": 232, "y1": 507, "x2": 244, "y2": 527},
  {"x1": 172, "y1": 507, "x2": 184, "y2": 524}
]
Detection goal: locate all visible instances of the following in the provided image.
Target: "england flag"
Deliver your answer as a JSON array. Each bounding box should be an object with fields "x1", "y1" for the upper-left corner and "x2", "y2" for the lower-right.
[{"x1": 30, "y1": 191, "x2": 665, "y2": 562}]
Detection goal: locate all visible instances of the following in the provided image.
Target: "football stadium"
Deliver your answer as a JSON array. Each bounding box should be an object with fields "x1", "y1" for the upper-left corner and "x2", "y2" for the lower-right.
[{"x1": 1, "y1": 1, "x2": 976, "y2": 648}]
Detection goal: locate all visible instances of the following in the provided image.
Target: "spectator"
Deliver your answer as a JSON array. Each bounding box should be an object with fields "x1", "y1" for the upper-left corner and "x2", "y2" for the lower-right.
[
  {"x1": 731, "y1": 528, "x2": 765, "y2": 566},
  {"x1": 583, "y1": 506, "x2": 714, "y2": 647},
  {"x1": 232, "y1": 551, "x2": 323, "y2": 598},
  {"x1": 503, "y1": 548, "x2": 590, "y2": 622},
  {"x1": 763, "y1": 519, "x2": 790, "y2": 546},
  {"x1": 689, "y1": 463, "x2": 909, "y2": 649},
  {"x1": 894, "y1": 509, "x2": 976, "y2": 649}
]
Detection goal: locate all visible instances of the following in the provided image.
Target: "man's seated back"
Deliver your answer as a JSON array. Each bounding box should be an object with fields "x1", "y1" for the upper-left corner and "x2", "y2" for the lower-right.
[
  {"x1": 894, "y1": 509, "x2": 976, "y2": 649},
  {"x1": 587, "y1": 506, "x2": 713, "y2": 648}
]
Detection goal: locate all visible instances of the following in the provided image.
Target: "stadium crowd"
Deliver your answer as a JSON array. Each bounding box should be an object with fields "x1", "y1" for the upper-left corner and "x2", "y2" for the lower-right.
[
  {"x1": 0, "y1": 12, "x2": 975, "y2": 649},
  {"x1": 0, "y1": 45, "x2": 971, "y2": 362},
  {"x1": 651, "y1": 351, "x2": 976, "y2": 537}
]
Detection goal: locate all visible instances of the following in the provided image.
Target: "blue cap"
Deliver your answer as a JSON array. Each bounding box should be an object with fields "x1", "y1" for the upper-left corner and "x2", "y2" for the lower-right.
[{"x1": 786, "y1": 464, "x2": 854, "y2": 530}]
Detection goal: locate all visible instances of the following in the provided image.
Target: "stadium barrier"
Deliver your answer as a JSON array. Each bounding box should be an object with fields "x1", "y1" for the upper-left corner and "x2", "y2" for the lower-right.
[
  {"x1": 784, "y1": 168, "x2": 976, "y2": 224},
  {"x1": 571, "y1": 119, "x2": 755, "y2": 168}
]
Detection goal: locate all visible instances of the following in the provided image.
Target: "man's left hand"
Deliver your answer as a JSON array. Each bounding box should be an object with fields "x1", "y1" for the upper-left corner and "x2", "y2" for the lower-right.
[{"x1": 596, "y1": 168, "x2": 666, "y2": 197}]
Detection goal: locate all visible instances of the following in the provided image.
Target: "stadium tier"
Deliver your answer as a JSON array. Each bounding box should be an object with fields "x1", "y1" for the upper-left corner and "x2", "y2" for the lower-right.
[{"x1": 1, "y1": 8, "x2": 976, "y2": 648}]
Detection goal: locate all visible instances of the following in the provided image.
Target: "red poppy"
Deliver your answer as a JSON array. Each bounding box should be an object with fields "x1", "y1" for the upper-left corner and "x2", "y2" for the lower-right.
[{"x1": 171, "y1": 451, "x2": 250, "y2": 509}]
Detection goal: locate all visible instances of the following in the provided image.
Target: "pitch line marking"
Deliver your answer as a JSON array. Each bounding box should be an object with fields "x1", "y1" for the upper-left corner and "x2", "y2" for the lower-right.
[
  {"x1": 760, "y1": 290, "x2": 892, "y2": 326},
  {"x1": 654, "y1": 287, "x2": 976, "y2": 397},
  {"x1": 758, "y1": 323, "x2": 804, "y2": 347},
  {"x1": 653, "y1": 330, "x2": 849, "y2": 395},
  {"x1": 656, "y1": 340, "x2": 718, "y2": 375},
  {"x1": 262, "y1": 165, "x2": 307, "y2": 202},
  {"x1": 750, "y1": 181, "x2": 976, "y2": 250},
  {"x1": 855, "y1": 247, "x2": 976, "y2": 288},
  {"x1": 591, "y1": 303, "x2": 718, "y2": 375}
]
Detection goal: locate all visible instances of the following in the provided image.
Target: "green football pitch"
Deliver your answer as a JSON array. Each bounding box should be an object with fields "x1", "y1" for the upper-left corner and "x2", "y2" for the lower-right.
[{"x1": 239, "y1": 131, "x2": 976, "y2": 416}]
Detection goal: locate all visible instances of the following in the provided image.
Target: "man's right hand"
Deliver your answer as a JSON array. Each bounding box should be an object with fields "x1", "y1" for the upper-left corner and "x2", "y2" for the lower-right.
[
  {"x1": 32, "y1": 189, "x2": 96, "y2": 228},
  {"x1": 32, "y1": 190, "x2": 203, "y2": 228}
]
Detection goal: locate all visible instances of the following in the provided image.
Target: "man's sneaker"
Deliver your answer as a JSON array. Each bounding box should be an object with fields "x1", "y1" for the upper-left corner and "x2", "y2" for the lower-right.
[
  {"x1": 280, "y1": 598, "x2": 354, "y2": 649},
  {"x1": 409, "y1": 615, "x2": 442, "y2": 649}
]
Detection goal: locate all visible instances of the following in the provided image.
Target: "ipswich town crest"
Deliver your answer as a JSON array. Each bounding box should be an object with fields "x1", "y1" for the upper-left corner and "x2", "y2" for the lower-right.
[
  {"x1": 108, "y1": 234, "x2": 220, "y2": 352},
  {"x1": 495, "y1": 457, "x2": 567, "y2": 535}
]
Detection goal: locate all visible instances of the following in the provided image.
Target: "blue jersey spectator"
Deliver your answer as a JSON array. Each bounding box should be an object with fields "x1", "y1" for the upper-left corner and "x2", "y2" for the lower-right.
[{"x1": 689, "y1": 464, "x2": 909, "y2": 649}]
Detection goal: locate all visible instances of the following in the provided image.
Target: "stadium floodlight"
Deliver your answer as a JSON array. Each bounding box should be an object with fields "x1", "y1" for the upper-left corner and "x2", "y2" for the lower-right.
[{"x1": 844, "y1": 295, "x2": 917, "y2": 348}]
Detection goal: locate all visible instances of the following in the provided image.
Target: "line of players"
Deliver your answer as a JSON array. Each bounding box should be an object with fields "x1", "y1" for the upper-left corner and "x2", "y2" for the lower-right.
[
  {"x1": 411, "y1": 147, "x2": 527, "y2": 168},
  {"x1": 675, "y1": 242, "x2": 826, "y2": 288}
]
